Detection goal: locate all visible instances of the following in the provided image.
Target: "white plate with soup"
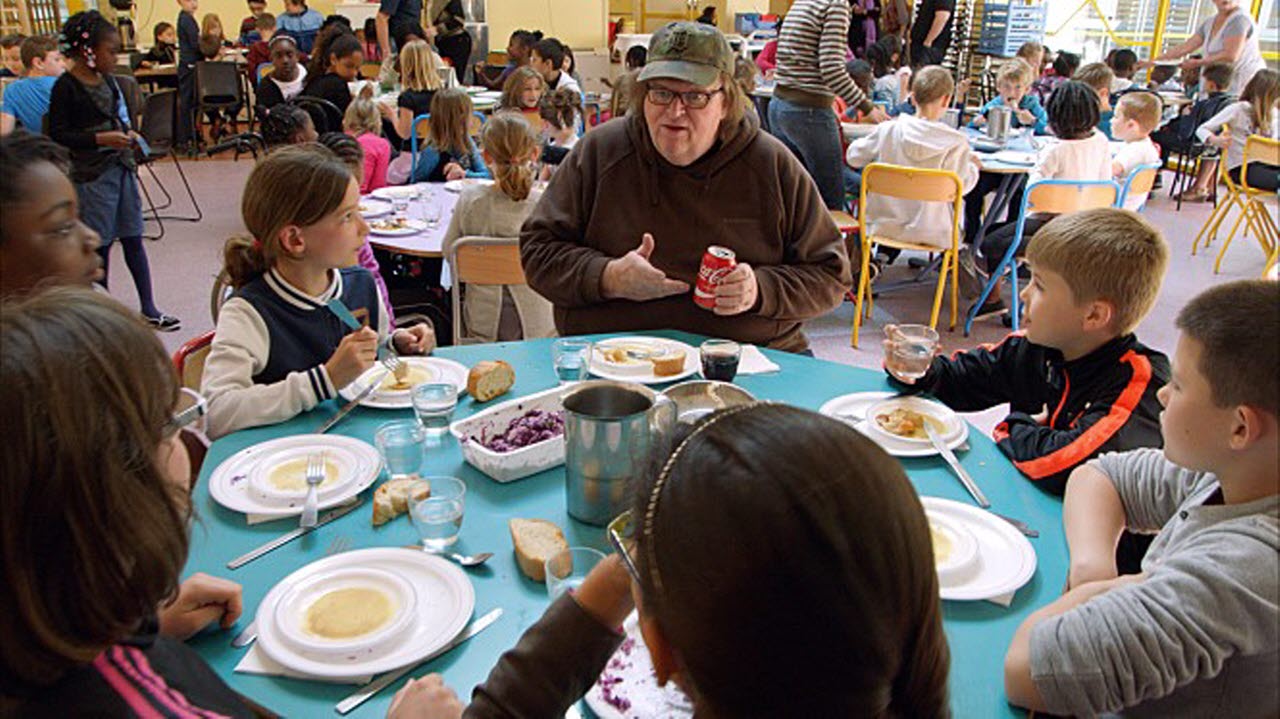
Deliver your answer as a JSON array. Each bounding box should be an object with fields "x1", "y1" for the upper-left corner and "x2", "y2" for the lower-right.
[
  {"x1": 588, "y1": 336, "x2": 699, "y2": 385},
  {"x1": 207, "y1": 435, "x2": 382, "y2": 518},
  {"x1": 254, "y1": 547, "x2": 475, "y2": 678},
  {"x1": 920, "y1": 497, "x2": 1037, "y2": 601},
  {"x1": 818, "y1": 392, "x2": 968, "y2": 458},
  {"x1": 367, "y1": 217, "x2": 429, "y2": 236},
  {"x1": 339, "y1": 356, "x2": 470, "y2": 409},
  {"x1": 358, "y1": 196, "x2": 393, "y2": 219}
]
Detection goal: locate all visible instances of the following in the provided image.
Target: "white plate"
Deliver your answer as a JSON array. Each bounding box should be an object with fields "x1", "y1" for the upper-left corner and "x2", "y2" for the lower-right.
[
  {"x1": 255, "y1": 548, "x2": 475, "y2": 678},
  {"x1": 863, "y1": 396, "x2": 965, "y2": 446},
  {"x1": 359, "y1": 197, "x2": 392, "y2": 219},
  {"x1": 368, "y1": 218, "x2": 428, "y2": 236},
  {"x1": 207, "y1": 435, "x2": 381, "y2": 518},
  {"x1": 247, "y1": 444, "x2": 363, "y2": 504},
  {"x1": 273, "y1": 566, "x2": 417, "y2": 657},
  {"x1": 585, "y1": 612, "x2": 694, "y2": 719},
  {"x1": 444, "y1": 178, "x2": 494, "y2": 193},
  {"x1": 818, "y1": 392, "x2": 968, "y2": 458},
  {"x1": 370, "y1": 185, "x2": 421, "y2": 200},
  {"x1": 921, "y1": 497, "x2": 1037, "y2": 601},
  {"x1": 993, "y1": 150, "x2": 1037, "y2": 166},
  {"x1": 338, "y1": 356, "x2": 470, "y2": 409},
  {"x1": 588, "y1": 336, "x2": 699, "y2": 385}
]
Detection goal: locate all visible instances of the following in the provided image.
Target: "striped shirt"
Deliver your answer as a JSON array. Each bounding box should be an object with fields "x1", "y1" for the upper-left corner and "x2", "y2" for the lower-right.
[{"x1": 773, "y1": 0, "x2": 872, "y2": 112}]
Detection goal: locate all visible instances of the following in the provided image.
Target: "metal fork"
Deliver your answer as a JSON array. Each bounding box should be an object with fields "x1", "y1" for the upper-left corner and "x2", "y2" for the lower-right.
[
  {"x1": 230, "y1": 533, "x2": 352, "y2": 648},
  {"x1": 382, "y1": 354, "x2": 405, "y2": 382},
  {"x1": 300, "y1": 452, "x2": 324, "y2": 528}
]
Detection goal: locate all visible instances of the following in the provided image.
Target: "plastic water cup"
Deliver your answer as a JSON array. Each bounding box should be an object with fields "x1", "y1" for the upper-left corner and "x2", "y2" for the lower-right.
[
  {"x1": 374, "y1": 420, "x2": 426, "y2": 480},
  {"x1": 552, "y1": 338, "x2": 592, "y2": 384},
  {"x1": 410, "y1": 476, "x2": 466, "y2": 551},
  {"x1": 411, "y1": 382, "x2": 458, "y2": 437},
  {"x1": 545, "y1": 547, "x2": 606, "y2": 601}
]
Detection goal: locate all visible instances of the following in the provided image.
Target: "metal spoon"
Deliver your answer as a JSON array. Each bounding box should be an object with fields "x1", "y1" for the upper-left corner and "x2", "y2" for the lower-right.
[{"x1": 402, "y1": 546, "x2": 493, "y2": 567}]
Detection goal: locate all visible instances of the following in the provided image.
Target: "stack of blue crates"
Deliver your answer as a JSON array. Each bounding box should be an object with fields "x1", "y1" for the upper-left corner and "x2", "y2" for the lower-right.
[{"x1": 978, "y1": 3, "x2": 1047, "y2": 57}]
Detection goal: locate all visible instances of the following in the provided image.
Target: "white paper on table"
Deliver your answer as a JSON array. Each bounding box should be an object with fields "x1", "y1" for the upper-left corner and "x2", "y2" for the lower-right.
[
  {"x1": 234, "y1": 644, "x2": 374, "y2": 684},
  {"x1": 738, "y1": 345, "x2": 780, "y2": 375},
  {"x1": 986, "y1": 591, "x2": 1015, "y2": 607},
  {"x1": 246, "y1": 513, "x2": 285, "y2": 525}
]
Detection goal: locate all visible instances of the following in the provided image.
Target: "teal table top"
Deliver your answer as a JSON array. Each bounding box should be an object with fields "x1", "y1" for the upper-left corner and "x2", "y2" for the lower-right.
[{"x1": 185, "y1": 331, "x2": 1058, "y2": 718}]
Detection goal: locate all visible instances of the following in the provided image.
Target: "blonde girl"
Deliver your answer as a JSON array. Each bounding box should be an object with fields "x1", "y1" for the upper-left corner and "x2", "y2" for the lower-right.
[
  {"x1": 386, "y1": 40, "x2": 444, "y2": 144},
  {"x1": 202, "y1": 146, "x2": 433, "y2": 438},
  {"x1": 410, "y1": 88, "x2": 491, "y2": 182},
  {"x1": 343, "y1": 83, "x2": 392, "y2": 192},
  {"x1": 442, "y1": 114, "x2": 554, "y2": 342},
  {"x1": 1196, "y1": 68, "x2": 1280, "y2": 193}
]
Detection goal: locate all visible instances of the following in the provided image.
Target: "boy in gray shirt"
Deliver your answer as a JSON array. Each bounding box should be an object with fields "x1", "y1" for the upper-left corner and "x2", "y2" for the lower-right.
[{"x1": 1004, "y1": 279, "x2": 1279, "y2": 718}]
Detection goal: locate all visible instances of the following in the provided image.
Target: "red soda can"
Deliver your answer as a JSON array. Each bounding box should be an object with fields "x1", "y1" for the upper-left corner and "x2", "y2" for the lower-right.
[{"x1": 694, "y1": 245, "x2": 737, "y2": 310}]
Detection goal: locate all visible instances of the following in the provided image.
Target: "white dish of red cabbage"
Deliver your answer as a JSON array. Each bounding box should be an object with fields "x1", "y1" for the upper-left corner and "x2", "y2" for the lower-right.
[
  {"x1": 585, "y1": 612, "x2": 693, "y2": 719},
  {"x1": 472, "y1": 410, "x2": 565, "y2": 453}
]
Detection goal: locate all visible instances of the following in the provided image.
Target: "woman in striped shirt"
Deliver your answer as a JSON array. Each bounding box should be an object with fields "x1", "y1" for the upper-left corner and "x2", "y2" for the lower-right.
[{"x1": 768, "y1": 0, "x2": 888, "y2": 209}]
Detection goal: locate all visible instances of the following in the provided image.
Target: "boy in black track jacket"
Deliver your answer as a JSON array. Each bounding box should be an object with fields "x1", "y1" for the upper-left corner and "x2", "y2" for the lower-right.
[{"x1": 887, "y1": 208, "x2": 1171, "y2": 497}]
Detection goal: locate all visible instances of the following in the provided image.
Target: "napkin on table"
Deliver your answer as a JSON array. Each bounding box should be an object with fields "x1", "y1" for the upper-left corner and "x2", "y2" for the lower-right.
[
  {"x1": 235, "y1": 644, "x2": 374, "y2": 685},
  {"x1": 737, "y1": 345, "x2": 780, "y2": 375}
]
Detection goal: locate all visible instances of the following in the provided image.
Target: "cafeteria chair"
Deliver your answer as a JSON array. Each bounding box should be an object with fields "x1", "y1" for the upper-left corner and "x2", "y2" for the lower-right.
[
  {"x1": 173, "y1": 330, "x2": 216, "y2": 391},
  {"x1": 1118, "y1": 162, "x2": 1163, "y2": 211},
  {"x1": 851, "y1": 163, "x2": 964, "y2": 348},
  {"x1": 257, "y1": 64, "x2": 273, "y2": 84},
  {"x1": 965, "y1": 179, "x2": 1120, "y2": 336},
  {"x1": 828, "y1": 210, "x2": 861, "y2": 303},
  {"x1": 409, "y1": 112, "x2": 487, "y2": 172},
  {"x1": 447, "y1": 236, "x2": 529, "y2": 345},
  {"x1": 193, "y1": 61, "x2": 246, "y2": 151},
  {"x1": 136, "y1": 90, "x2": 203, "y2": 240},
  {"x1": 1194, "y1": 135, "x2": 1279, "y2": 273},
  {"x1": 293, "y1": 95, "x2": 344, "y2": 134}
]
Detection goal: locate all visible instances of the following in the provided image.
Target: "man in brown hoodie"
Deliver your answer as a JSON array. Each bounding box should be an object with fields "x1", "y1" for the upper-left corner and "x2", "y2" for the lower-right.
[{"x1": 520, "y1": 21, "x2": 851, "y2": 354}]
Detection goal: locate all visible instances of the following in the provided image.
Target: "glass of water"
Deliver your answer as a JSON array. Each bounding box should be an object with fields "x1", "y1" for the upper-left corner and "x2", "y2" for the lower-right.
[
  {"x1": 545, "y1": 546, "x2": 605, "y2": 601},
  {"x1": 374, "y1": 420, "x2": 426, "y2": 480},
  {"x1": 552, "y1": 338, "x2": 592, "y2": 383},
  {"x1": 391, "y1": 193, "x2": 410, "y2": 219},
  {"x1": 422, "y1": 196, "x2": 441, "y2": 229},
  {"x1": 885, "y1": 324, "x2": 940, "y2": 381},
  {"x1": 411, "y1": 382, "x2": 458, "y2": 437},
  {"x1": 410, "y1": 476, "x2": 466, "y2": 551}
]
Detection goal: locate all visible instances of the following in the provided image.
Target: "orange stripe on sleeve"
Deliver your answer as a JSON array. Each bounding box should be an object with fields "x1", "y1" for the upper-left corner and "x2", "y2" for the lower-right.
[{"x1": 1013, "y1": 351, "x2": 1153, "y2": 480}]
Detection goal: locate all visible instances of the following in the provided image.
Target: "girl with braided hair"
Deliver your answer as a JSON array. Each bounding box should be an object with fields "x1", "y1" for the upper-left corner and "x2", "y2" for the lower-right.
[{"x1": 48, "y1": 10, "x2": 180, "y2": 331}]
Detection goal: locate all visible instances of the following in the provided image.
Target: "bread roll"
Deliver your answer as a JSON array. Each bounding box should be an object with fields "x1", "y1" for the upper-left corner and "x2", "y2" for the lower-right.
[
  {"x1": 468, "y1": 360, "x2": 515, "y2": 402},
  {"x1": 372, "y1": 478, "x2": 430, "y2": 526},
  {"x1": 650, "y1": 350, "x2": 686, "y2": 377},
  {"x1": 509, "y1": 518, "x2": 569, "y2": 582}
]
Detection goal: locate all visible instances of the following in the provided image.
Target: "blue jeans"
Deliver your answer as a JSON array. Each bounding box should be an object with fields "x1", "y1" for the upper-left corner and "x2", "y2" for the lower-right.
[{"x1": 767, "y1": 96, "x2": 845, "y2": 210}]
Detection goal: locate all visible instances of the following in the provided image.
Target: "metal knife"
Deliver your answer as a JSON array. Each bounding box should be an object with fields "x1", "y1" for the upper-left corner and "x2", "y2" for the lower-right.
[
  {"x1": 924, "y1": 424, "x2": 991, "y2": 508},
  {"x1": 226, "y1": 499, "x2": 362, "y2": 570},
  {"x1": 316, "y1": 372, "x2": 387, "y2": 434},
  {"x1": 231, "y1": 620, "x2": 258, "y2": 648},
  {"x1": 336, "y1": 607, "x2": 504, "y2": 715}
]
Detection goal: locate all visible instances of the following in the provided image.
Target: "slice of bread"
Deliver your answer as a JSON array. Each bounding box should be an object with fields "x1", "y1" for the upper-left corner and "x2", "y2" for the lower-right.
[
  {"x1": 651, "y1": 350, "x2": 686, "y2": 377},
  {"x1": 509, "y1": 518, "x2": 569, "y2": 582},
  {"x1": 468, "y1": 360, "x2": 515, "y2": 402},
  {"x1": 372, "y1": 477, "x2": 431, "y2": 526}
]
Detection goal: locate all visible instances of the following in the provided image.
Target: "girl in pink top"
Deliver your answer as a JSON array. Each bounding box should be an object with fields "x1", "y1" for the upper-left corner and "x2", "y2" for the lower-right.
[{"x1": 343, "y1": 84, "x2": 391, "y2": 192}]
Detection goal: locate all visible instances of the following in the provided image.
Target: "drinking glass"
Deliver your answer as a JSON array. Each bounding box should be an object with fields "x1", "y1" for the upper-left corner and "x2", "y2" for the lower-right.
[
  {"x1": 411, "y1": 382, "x2": 458, "y2": 437},
  {"x1": 699, "y1": 339, "x2": 741, "y2": 382},
  {"x1": 409, "y1": 476, "x2": 466, "y2": 551},
  {"x1": 552, "y1": 338, "x2": 592, "y2": 383},
  {"x1": 375, "y1": 420, "x2": 427, "y2": 480},
  {"x1": 885, "y1": 324, "x2": 939, "y2": 381},
  {"x1": 391, "y1": 194, "x2": 410, "y2": 219},
  {"x1": 545, "y1": 547, "x2": 605, "y2": 601}
]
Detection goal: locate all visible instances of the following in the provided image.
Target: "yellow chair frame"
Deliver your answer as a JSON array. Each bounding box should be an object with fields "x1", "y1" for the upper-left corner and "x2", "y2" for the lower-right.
[
  {"x1": 1193, "y1": 134, "x2": 1279, "y2": 272},
  {"x1": 851, "y1": 163, "x2": 963, "y2": 347}
]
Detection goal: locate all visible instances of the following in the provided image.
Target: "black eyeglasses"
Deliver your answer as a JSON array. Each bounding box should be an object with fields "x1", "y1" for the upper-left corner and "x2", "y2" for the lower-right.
[
  {"x1": 607, "y1": 509, "x2": 643, "y2": 584},
  {"x1": 646, "y1": 86, "x2": 724, "y2": 110}
]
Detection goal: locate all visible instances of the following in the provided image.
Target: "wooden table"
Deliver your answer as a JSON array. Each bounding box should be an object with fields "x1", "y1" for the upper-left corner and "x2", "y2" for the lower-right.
[{"x1": 184, "y1": 330, "x2": 1066, "y2": 718}]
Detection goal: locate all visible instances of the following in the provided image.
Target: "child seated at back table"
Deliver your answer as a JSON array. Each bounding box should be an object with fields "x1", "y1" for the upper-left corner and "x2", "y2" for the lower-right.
[
  {"x1": 201, "y1": 145, "x2": 433, "y2": 438},
  {"x1": 442, "y1": 113, "x2": 554, "y2": 342},
  {"x1": 886, "y1": 209, "x2": 1170, "y2": 496},
  {"x1": 1194, "y1": 69, "x2": 1280, "y2": 195},
  {"x1": 0, "y1": 35, "x2": 65, "y2": 135},
  {"x1": 0, "y1": 130, "x2": 102, "y2": 296},
  {"x1": 970, "y1": 58, "x2": 1047, "y2": 135},
  {"x1": 976, "y1": 81, "x2": 1111, "y2": 287},
  {"x1": 1109, "y1": 92, "x2": 1162, "y2": 210},
  {"x1": 845, "y1": 66, "x2": 980, "y2": 249},
  {"x1": 410, "y1": 87, "x2": 491, "y2": 183},
  {"x1": 1033, "y1": 50, "x2": 1078, "y2": 103},
  {"x1": 537, "y1": 87, "x2": 582, "y2": 178},
  {"x1": 1004, "y1": 279, "x2": 1279, "y2": 718},
  {"x1": 260, "y1": 100, "x2": 317, "y2": 147},
  {"x1": 342, "y1": 83, "x2": 390, "y2": 193},
  {"x1": 1073, "y1": 62, "x2": 1116, "y2": 138}
]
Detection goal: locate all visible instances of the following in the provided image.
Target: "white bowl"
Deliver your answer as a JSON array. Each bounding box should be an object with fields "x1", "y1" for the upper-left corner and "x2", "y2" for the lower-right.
[
  {"x1": 450, "y1": 386, "x2": 569, "y2": 483},
  {"x1": 273, "y1": 567, "x2": 417, "y2": 658},
  {"x1": 248, "y1": 446, "x2": 359, "y2": 504},
  {"x1": 928, "y1": 513, "x2": 980, "y2": 587},
  {"x1": 864, "y1": 397, "x2": 958, "y2": 445}
]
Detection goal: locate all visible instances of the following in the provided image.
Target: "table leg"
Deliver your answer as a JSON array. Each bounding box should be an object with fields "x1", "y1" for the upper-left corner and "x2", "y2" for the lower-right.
[{"x1": 973, "y1": 172, "x2": 1026, "y2": 252}]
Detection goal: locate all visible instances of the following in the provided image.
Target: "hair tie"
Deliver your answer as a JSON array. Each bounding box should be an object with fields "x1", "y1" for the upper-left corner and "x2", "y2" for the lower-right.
[{"x1": 252, "y1": 238, "x2": 263, "y2": 251}]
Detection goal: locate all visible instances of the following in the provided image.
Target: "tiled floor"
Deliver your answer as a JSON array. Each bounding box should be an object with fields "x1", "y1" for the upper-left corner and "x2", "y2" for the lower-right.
[{"x1": 112, "y1": 156, "x2": 1271, "y2": 430}]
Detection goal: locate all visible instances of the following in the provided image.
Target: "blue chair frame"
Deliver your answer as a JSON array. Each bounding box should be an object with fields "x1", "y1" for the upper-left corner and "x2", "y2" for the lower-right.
[
  {"x1": 1118, "y1": 161, "x2": 1164, "y2": 211},
  {"x1": 964, "y1": 178, "x2": 1121, "y2": 336}
]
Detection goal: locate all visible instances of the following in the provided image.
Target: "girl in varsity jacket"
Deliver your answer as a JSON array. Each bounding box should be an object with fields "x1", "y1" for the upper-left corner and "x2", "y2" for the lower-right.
[{"x1": 202, "y1": 145, "x2": 434, "y2": 438}]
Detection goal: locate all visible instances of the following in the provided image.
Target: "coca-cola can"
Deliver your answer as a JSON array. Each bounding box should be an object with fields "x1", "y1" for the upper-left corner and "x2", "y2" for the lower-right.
[{"x1": 694, "y1": 245, "x2": 737, "y2": 310}]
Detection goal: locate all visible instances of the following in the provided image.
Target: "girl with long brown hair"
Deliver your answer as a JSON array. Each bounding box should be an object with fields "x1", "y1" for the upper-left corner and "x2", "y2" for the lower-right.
[
  {"x1": 441, "y1": 114, "x2": 554, "y2": 342},
  {"x1": 388, "y1": 404, "x2": 952, "y2": 717},
  {"x1": 1197, "y1": 68, "x2": 1280, "y2": 192},
  {"x1": 409, "y1": 87, "x2": 492, "y2": 182},
  {"x1": 201, "y1": 145, "x2": 433, "y2": 438},
  {"x1": 0, "y1": 288, "x2": 262, "y2": 716}
]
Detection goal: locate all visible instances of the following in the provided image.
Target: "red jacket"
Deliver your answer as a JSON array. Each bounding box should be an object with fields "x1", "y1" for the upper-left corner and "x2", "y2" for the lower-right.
[{"x1": 246, "y1": 40, "x2": 270, "y2": 83}]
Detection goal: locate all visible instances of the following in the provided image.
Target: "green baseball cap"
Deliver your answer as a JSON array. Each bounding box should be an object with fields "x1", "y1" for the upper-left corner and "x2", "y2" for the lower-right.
[{"x1": 637, "y1": 21, "x2": 734, "y2": 87}]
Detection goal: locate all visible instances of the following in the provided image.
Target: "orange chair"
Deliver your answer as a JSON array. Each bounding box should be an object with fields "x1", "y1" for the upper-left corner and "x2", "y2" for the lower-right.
[
  {"x1": 851, "y1": 163, "x2": 963, "y2": 348},
  {"x1": 829, "y1": 210, "x2": 860, "y2": 303},
  {"x1": 173, "y1": 330, "x2": 215, "y2": 391}
]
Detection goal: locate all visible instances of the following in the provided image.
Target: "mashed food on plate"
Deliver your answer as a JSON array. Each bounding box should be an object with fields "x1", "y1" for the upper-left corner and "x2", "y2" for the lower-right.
[
  {"x1": 874, "y1": 407, "x2": 946, "y2": 439},
  {"x1": 378, "y1": 365, "x2": 433, "y2": 391},
  {"x1": 267, "y1": 457, "x2": 340, "y2": 491},
  {"x1": 930, "y1": 523, "x2": 954, "y2": 564},
  {"x1": 304, "y1": 587, "x2": 395, "y2": 639}
]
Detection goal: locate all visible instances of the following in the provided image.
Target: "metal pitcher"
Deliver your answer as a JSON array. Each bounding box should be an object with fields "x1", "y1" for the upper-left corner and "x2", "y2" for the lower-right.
[
  {"x1": 987, "y1": 106, "x2": 1012, "y2": 143},
  {"x1": 562, "y1": 381, "x2": 677, "y2": 526}
]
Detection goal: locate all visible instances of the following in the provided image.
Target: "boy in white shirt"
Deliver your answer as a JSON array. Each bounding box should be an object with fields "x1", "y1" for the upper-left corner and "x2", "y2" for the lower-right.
[
  {"x1": 1110, "y1": 92, "x2": 1162, "y2": 210},
  {"x1": 845, "y1": 66, "x2": 979, "y2": 249}
]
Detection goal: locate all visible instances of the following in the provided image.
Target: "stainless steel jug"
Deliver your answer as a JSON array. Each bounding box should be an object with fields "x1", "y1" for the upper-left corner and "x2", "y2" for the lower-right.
[
  {"x1": 987, "y1": 106, "x2": 1012, "y2": 143},
  {"x1": 563, "y1": 381, "x2": 677, "y2": 526}
]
